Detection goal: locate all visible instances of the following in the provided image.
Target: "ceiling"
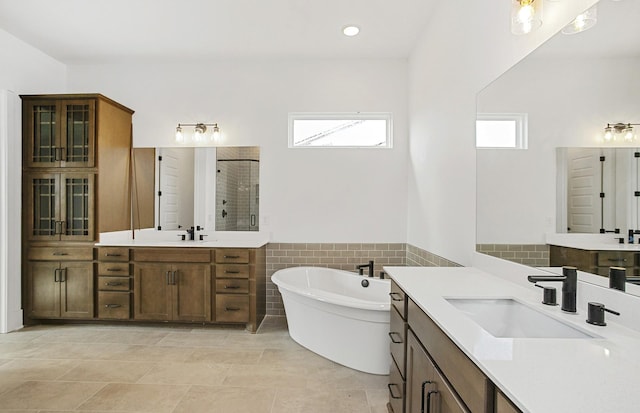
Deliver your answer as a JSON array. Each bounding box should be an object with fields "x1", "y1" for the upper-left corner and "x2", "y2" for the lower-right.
[{"x1": 0, "y1": 0, "x2": 440, "y2": 64}]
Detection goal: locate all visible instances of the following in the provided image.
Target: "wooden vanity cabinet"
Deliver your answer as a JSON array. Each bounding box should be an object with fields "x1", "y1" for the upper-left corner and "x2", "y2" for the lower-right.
[
  {"x1": 549, "y1": 245, "x2": 640, "y2": 277},
  {"x1": 133, "y1": 248, "x2": 211, "y2": 322},
  {"x1": 389, "y1": 291, "x2": 523, "y2": 413},
  {"x1": 388, "y1": 280, "x2": 408, "y2": 413},
  {"x1": 22, "y1": 94, "x2": 134, "y2": 325},
  {"x1": 26, "y1": 247, "x2": 94, "y2": 319},
  {"x1": 97, "y1": 247, "x2": 131, "y2": 320}
]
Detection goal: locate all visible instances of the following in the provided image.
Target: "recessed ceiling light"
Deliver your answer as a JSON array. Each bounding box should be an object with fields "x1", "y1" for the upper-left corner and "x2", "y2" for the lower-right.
[{"x1": 343, "y1": 26, "x2": 360, "y2": 37}]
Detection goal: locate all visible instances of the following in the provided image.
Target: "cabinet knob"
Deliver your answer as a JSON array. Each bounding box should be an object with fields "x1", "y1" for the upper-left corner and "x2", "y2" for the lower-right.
[{"x1": 104, "y1": 304, "x2": 122, "y2": 308}]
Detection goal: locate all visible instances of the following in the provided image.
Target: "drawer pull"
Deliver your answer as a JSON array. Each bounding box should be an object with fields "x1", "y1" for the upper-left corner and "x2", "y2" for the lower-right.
[
  {"x1": 225, "y1": 307, "x2": 241, "y2": 311},
  {"x1": 421, "y1": 381, "x2": 434, "y2": 413},
  {"x1": 387, "y1": 383, "x2": 403, "y2": 400},
  {"x1": 105, "y1": 253, "x2": 122, "y2": 257},
  {"x1": 105, "y1": 282, "x2": 124, "y2": 286},
  {"x1": 607, "y1": 258, "x2": 627, "y2": 262},
  {"x1": 106, "y1": 268, "x2": 123, "y2": 272},
  {"x1": 388, "y1": 332, "x2": 403, "y2": 344},
  {"x1": 389, "y1": 292, "x2": 403, "y2": 301},
  {"x1": 224, "y1": 270, "x2": 240, "y2": 274},
  {"x1": 426, "y1": 390, "x2": 438, "y2": 413},
  {"x1": 224, "y1": 255, "x2": 241, "y2": 259},
  {"x1": 224, "y1": 285, "x2": 241, "y2": 289},
  {"x1": 52, "y1": 252, "x2": 69, "y2": 256},
  {"x1": 104, "y1": 304, "x2": 122, "y2": 308}
]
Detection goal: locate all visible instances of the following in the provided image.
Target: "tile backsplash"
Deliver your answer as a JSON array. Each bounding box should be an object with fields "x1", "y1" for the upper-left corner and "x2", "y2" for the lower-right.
[
  {"x1": 476, "y1": 244, "x2": 550, "y2": 267},
  {"x1": 266, "y1": 243, "x2": 460, "y2": 316}
]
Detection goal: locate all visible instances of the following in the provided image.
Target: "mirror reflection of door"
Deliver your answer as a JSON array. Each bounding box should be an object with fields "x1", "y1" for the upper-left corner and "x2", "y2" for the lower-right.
[
  {"x1": 215, "y1": 147, "x2": 260, "y2": 232},
  {"x1": 158, "y1": 148, "x2": 194, "y2": 230},
  {"x1": 566, "y1": 148, "x2": 607, "y2": 233}
]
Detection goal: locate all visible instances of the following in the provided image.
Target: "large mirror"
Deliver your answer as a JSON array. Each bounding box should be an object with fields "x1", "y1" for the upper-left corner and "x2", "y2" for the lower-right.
[
  {"x1": 155, "y1": 146, "x2": 260, "y2": 232},
  {"x1": 476, "y1": 0, "x2": 640, "y2": 291}
]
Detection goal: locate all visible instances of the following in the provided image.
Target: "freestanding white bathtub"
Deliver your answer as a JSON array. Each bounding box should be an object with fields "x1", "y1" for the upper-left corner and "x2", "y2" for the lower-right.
[{"x1": 272, "y1": 266, "x2": 391, "y2": 375}]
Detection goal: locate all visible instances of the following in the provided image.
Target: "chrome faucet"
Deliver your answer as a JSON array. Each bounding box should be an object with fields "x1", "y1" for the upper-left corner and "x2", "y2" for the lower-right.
[
  {"x1": 527, "y1": 266, "x2": 577, "y2": 313},
  {"x1": 186, "y1": 227, "x2": 196, "y2": 241},
  {"x1": 357, "y1": 260, "x2": 374, "y2": 278}
]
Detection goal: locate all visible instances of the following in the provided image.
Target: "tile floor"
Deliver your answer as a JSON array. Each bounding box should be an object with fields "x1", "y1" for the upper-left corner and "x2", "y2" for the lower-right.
[{"x1": 0, "y1": 316, "x2": 389, "y2": 412}]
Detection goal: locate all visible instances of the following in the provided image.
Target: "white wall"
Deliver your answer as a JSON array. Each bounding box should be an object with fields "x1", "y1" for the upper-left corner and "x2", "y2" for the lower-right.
[
  {"x1": 477, "y1": 56, "x2": 640, "y2": 244},
  {"x1": 407, "y1": 0, "x2": 598, "y2": 266},
  {"x1": 0, "y1": 28, "x2": 67, "y2": 332},
  {"x1": 67, "y1": 59, "x2": 409, "y2": 242}
]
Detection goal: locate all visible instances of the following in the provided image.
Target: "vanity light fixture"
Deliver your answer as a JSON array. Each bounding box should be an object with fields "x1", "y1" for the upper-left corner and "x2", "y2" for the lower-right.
[
  {"x1": 175, "y1": 122, "x2": 221, "y2": 144},
  {"x1": 511, "y1": 0, "x2": 543, "y2": 35},
  {"x1": 603, "y1": 123, "x2": 639, "y2": 142},
  {"x1": 562, "y1": 5, "x2": 597, "y2": 35}
]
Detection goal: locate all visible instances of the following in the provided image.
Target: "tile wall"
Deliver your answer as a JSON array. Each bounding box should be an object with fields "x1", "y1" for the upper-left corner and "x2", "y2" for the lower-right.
[
  {"x1": 476, "y1": 244, "x2": 550, "y2": 267},
  {"x1": 266, "y1": 243, "x2": 460, "y2": 316}
]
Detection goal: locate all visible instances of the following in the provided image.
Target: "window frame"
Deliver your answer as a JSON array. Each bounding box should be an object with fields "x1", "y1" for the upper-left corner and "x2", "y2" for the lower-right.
[
  {"x1": 288, "y1": 112, "x2": 393, "y2": 149},
  {"x1": 476, "y1": 113, "x2": 528, "y2": 149}
]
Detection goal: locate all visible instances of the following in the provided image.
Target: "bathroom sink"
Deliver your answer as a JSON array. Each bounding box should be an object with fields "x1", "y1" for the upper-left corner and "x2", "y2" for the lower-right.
[{"x1": 446, "y1": 298, "x2": 598, "y2": 339}]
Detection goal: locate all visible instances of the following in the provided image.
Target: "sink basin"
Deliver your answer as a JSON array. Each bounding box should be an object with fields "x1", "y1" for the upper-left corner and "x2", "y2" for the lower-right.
[{"x1": 446, "y1": 298, "x2": 598, "y2": 339}]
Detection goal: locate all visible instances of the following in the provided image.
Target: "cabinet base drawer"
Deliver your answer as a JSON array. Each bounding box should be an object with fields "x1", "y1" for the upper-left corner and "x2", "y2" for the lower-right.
[
  {"x1": 216, "y1": 295, "x2": 249, "y2": 322},
  {"x1": 98, "y1": 276, "x2": 130, "y2": 291},
  {"x1": 28, "y1": 247, "x2": 94, "y2": 261},
  {"x1": 215, "y1": 264, "x2": 250, "y2": 278},
  {"x1": 215, "y1": 249, "x2": 250, "y2": 264},
  {"x1": 98, "y1": 262, "x2": 130, "y2": 276},
  {"x1": 97, "y1": 247, "x2": 129, "y2": 262},
  {"x1": 98, "y1": 292, "x2": 131, "y2": 319},
  {"x1": 215, "y1": 279, "x2": 249, "y2": 294},
  {"x1": 388, "y1": 360, "x2": 405, "y2": 413}
]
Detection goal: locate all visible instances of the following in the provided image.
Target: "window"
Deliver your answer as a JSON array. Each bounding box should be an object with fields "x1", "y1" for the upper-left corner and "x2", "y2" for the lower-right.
[
  {"x1": 288, "y1": 113, "x2": 392, "y2": 148},
  {"x1": 476, "y1": 113, "x2": 528, "y2": 149}
]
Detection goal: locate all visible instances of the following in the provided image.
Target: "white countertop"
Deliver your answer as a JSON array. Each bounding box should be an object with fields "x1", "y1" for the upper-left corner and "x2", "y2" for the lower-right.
[
  {"x1": 546, "y1": 233, "x2": 640, "y2": 251},
  {"x1": 95, "y1": 239, "x2": 268, "y2": 248},
  {"x1": 96, "y1": 229, "x2": 269, "y2": 248},
  {"x1": 385, "y1": 266, "x2": 640, "y2": 413}
]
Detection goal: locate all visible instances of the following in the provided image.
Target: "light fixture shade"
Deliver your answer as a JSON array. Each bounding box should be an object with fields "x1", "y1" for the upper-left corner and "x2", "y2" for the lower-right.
[
  {"x1": 623, "y1": 125, "x2": 635, "y2": 142},
  {"x1": 562, "y1": 5, "x2": 597, "y2": 35},
  {"x1": 604, "y1": 125, "x2": 614, "y2": 142},
  {"x1": 175, "y1": 125, "x2": 184, "y2": 143},
  {"x1": 511, "y1": 0, "x2": 543, "y2": 35},
  {"x1": 212, "y1": 124, "x2": 220, "y2": 141}
]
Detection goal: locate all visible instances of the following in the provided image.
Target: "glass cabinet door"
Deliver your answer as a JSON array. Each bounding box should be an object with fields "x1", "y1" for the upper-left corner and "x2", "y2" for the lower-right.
[
  {"x1": 60, "y1": 173, "x2": 95, "y2": 241},
  {"x1": 60, "y1": 100, "x2": 95, "y2": 168},
  {"x1": 26, "y1": 172, "x2": 95, "y2": 241},
  {"x1": 24, "y1": 101, "x2": 59, "y2": 168},
  {"x1": 24, "y1": 99, "x2": 95, "y2": 168}
]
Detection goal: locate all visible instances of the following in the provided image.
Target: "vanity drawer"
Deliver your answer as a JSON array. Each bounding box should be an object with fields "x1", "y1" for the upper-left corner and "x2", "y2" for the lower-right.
[
  {"x1": 389, "y1": 305, "x2": 407, "y2": 379},
  {"x1": 133, "y1": 248, "x2": 211, "y2": 263},
  {"x1": 215, "y1": 295, "x2": 250, "y2": 322},
  {"x1": 496, "y1": 390, "x2": 522, "y2": 413},
  {"x1": 98, "y1": 292, "x2": 130, "y2": 319},
  {"x1": 597, "y1": 251, "x2": 637, "y2": 267},
  {"x1": 215, "y1": 264, "x2": 250, "y2": 279},
  {"x1": 28, "y1": 247, "x2": 93, "y2": 261},
  {"x1": 97, "y1": 262, "x2": 130, "y2": 276},
  {"x1": 408, "y1": 299, "x2": 493, "y2": 413},
  {"x1": 98, "y1": 276, "x2": 130, "y2": 291},
  {"x1": 390, "y1": 280, "x2": 407, "y2": 320},
  {"x1": 215, "y1": 279, "x2": 249, "y2": 294},
  {"x1": 388, "y1": 359, "x2": 405, "y2": 413},
  {"x1": 215, "y1": 249, "x2": 250, "y2": 264},
  {"x1": 97, "y1": 247, "x2": 129, "y2": 262}
]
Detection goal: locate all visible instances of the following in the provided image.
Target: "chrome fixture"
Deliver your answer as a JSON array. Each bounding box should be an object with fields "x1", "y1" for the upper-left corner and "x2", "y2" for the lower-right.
[
  {"x1": 562, "y1": 4, "x2": 598, "y2": 35},
  {"x1": 175, "y1": 122, "x2": 221, "y2": 144},
  {"x1": 527, "y1": 266, "x2": 577, "y2": 313},
  {"x1": 603, "y1": 123, "x2": 639, "y2": 142},
  {"x1": 511, "y1": 0, "x2": 543, "y2": 35}
]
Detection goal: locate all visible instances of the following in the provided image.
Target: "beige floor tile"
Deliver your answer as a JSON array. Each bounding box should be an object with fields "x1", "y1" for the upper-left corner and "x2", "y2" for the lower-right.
[
  {"x1": 306, "y1": 365, "x2": 389, "y2": 391},
  {"x1": 156, "y1": 331, "x2": 228, "y2": 347},
  {"x1": 222, "y1": 333, "x2": 300, "y2": 350},
  {"x1": 0, "y1": 377, "x2": 25, "y2": 397},
  {"x1": 172, "y1": 385, "x2": 276, "y2": 413},
  {"x1": 259, "y1": 348, "x2": 333, "y2": 369},
  {"x1": 32, "y1": 328, "x2": 109, "y2": 344},
  {"x1": 137, "y1": 362, "x2": 229, "y2": 385},
  {"x1": 223, "y1": 364, "x2": 309, "y2": 388},
  {"x1": 0, "y1": 359, "x2": 78, "y2": 381},
  {"x1": 57, "y1": 360, "x2": 156, "y2": 383},
  {"x1": 112, "y1": 345, "x2": 197, "y2": 362},
  {"x1": 187, "y1": 348, "x2": 263, "y2": 364},
  {"x1": 367, "y1": 389, "x2": 391, "y2": 413},
  {"x1": 21, "y1": 342, "x2": 135, "y2": 361},
  {"x1": 97, "y1": 330, "x2": 170, "y2": 345},
  {"x1": 78, "y1": 383, "x2": 189, "y2": 412},
  {"x1": 0, "y1": 380, "x2": 105, "y2": 410},
  {"x1": 0, "y1": 342, "x2": 43, "y2": 359},
  {"x1": 272, "y1": 387, "x2": 370, "y2": 413},
  {"x1": 0, "y1": 329, "x2": 47, "y2": 343}
]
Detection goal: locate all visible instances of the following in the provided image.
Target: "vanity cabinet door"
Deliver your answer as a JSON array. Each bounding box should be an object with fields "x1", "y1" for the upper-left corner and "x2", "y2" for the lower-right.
[
  {"x1": 406, "y1": 331, "x2": 469, "y2": 413},
  {"x1": 134, "y1": 263, "x2": 172, "y2": 320},
  {"x1": 173, "y1": 263, "x2": 211, "y2": 322}
]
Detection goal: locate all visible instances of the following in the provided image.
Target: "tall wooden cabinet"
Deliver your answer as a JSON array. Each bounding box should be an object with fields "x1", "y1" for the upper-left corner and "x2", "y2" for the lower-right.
[{"x1": 22, "y1": 94, "x2": 134, "y2": 324}]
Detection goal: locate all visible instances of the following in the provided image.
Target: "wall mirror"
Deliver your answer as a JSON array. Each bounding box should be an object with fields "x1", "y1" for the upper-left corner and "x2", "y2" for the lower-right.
[
  {"x1": 152, "y1": 146, "x2": 260, "y2": 232},
  {"x1": 476, "y1": 0, "x2": 640, "y2": 294}
]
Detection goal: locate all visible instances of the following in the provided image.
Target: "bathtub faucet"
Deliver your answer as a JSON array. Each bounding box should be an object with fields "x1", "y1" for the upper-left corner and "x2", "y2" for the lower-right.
[{"x1": 357, "y1": 260, "x2": 374, "y2": 278}]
